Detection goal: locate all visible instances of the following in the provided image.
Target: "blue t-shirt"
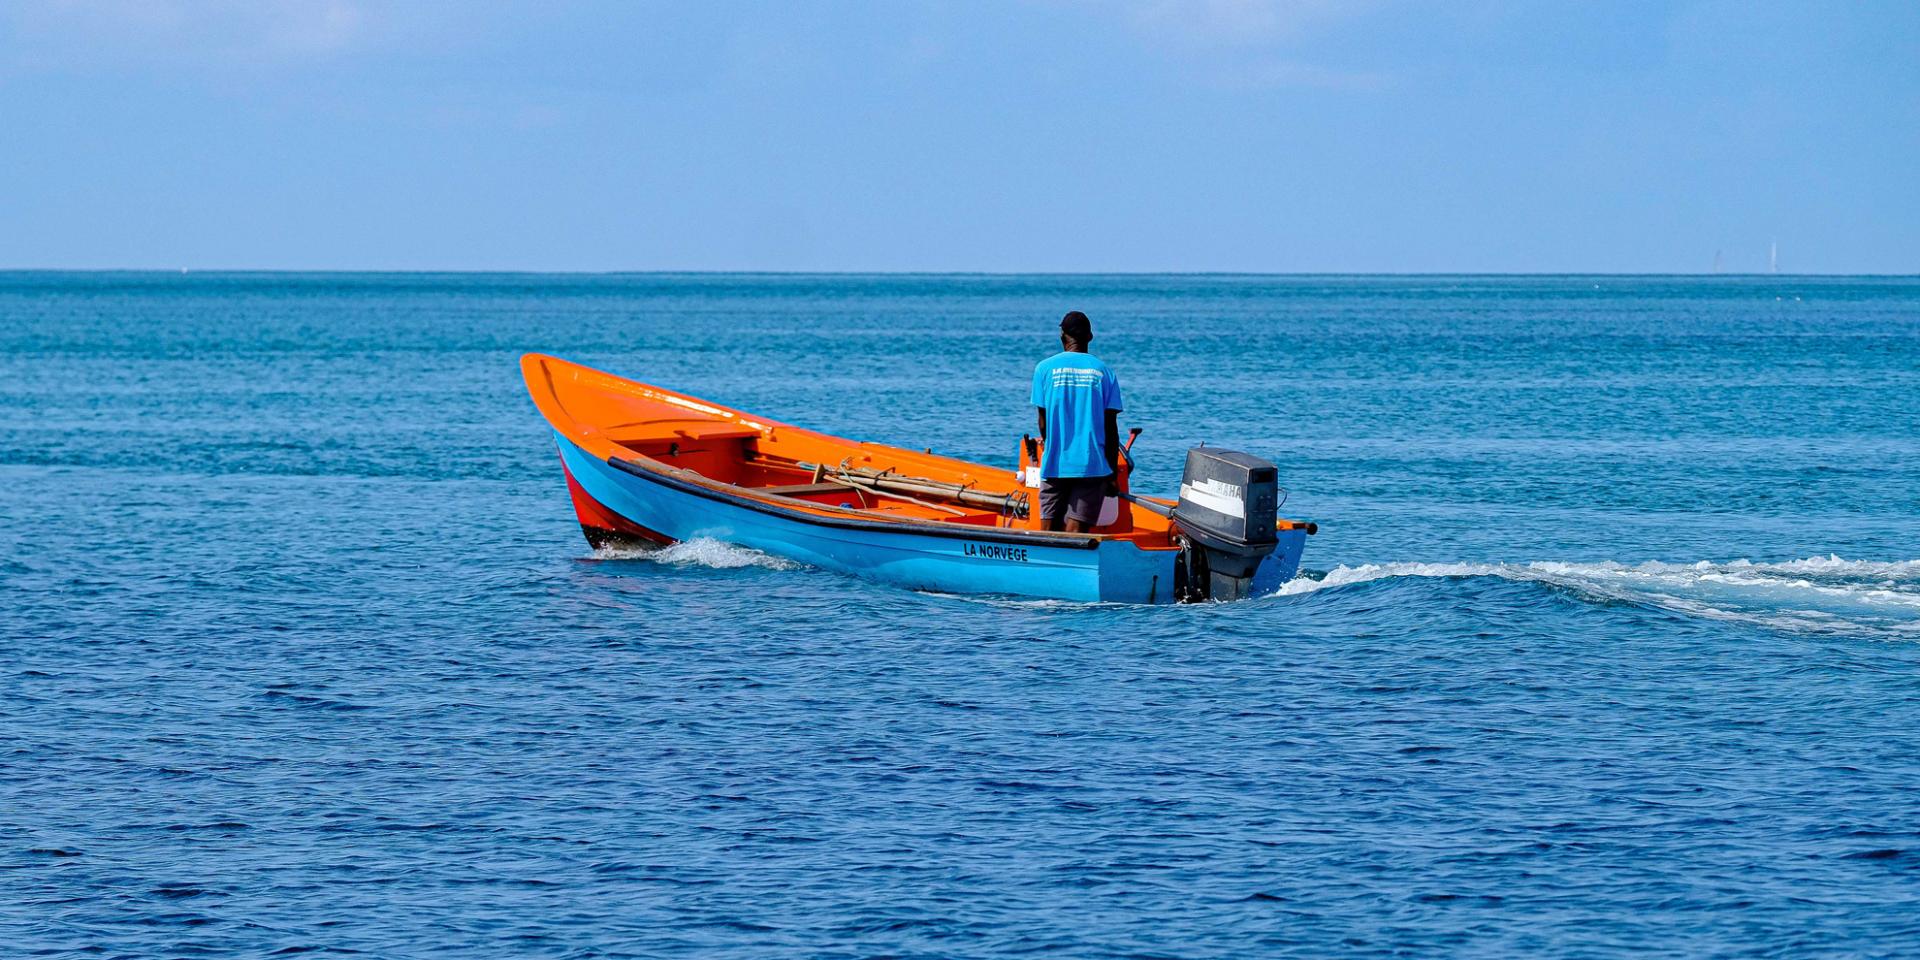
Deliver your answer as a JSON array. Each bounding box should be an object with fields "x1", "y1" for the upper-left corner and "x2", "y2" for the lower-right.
[{"x1": 1030, "y1": 351, "x2": 1124, "y2": 479}]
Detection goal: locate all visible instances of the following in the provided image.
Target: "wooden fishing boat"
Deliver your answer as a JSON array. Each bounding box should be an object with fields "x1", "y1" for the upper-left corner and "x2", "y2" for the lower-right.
[{"x1": 522, "y1": 354, "x2": 1313, "y2": 603}]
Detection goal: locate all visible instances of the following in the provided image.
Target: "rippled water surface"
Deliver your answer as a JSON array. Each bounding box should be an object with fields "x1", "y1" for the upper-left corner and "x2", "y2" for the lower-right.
[{"x1": 4, "y1": 273, "x2": 1919, "y2": 957}]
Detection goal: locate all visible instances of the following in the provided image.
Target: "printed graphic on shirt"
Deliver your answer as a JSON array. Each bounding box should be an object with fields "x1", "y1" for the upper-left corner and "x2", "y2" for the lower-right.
[{"x1": 1046, "y1": 368, "x2": 1106, "y2": 389}]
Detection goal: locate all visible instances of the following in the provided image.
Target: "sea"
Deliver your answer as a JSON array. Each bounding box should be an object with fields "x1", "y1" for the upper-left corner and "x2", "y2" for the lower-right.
[{"x1": 3, "y1": 272, "x2": 1917, "y2": 957}]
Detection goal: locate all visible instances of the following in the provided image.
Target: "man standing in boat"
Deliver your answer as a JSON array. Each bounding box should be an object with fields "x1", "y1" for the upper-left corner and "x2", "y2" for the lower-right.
[{"x1": 1032, "y1": 311, "x2": 1123, "y2": 532}]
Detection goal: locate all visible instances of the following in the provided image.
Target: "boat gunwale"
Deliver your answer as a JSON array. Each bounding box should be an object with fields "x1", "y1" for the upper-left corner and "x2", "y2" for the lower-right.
[
  {"x1": 607, "y1": 453, "x2": 1122, "y2": 550},
  {"x1": 527, "y1": 352, "x2": 1186, "y2": 551}
]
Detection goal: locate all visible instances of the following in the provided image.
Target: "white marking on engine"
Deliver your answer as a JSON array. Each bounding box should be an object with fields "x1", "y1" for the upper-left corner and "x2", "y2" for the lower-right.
[{"x1": 1179, "y1": 479, "x2": 1246, "y2": 519}]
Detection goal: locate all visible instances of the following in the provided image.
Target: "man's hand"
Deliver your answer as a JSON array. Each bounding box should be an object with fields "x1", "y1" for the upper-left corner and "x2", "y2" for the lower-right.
[{"x1": 1104, "y1": 475, "x2": 1119, "y2": 497}]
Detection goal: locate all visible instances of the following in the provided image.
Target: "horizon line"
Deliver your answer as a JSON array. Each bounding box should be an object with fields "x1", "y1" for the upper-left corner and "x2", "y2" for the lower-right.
[{"x1": 2, "y1": 268, "x2": 1916, "y2": 279}]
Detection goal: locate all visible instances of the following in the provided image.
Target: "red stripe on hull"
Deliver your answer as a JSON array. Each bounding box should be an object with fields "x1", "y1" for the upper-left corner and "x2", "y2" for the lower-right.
[{"x1": 561, "y1": 458, "x2": 673, "y2": 548}]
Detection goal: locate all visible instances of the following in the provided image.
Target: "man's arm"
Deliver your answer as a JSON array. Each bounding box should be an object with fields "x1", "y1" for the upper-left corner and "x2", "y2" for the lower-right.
[
  {"x1": 1036, "y1": 408, "x2": 1046, "y2": 437},
  {"x1": 1104, "y1": 410, "x2": 1121, "y2": 487},
  {"x1": 1103, "y1": 369, "x2": 1125, "y2": 489}
]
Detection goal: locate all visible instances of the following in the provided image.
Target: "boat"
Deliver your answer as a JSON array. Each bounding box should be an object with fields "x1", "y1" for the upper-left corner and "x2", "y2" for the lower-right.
[{"x1": 521, "y1": 354, "x2": 1314, "y2": 603}]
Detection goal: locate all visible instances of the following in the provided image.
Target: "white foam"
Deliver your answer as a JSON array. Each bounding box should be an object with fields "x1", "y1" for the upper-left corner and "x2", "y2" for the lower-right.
[
  {"x1": 592, "y1": 537, "x2": 800, "y2": 571},
  {"x1": 1278, "y1": 556, "x2": 1920, "y2": 637}
]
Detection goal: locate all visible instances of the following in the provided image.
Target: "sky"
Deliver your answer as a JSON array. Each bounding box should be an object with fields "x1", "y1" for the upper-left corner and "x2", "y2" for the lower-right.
[{"x1": 0, "y1": 0, "x2": 1914, "y2": 273}]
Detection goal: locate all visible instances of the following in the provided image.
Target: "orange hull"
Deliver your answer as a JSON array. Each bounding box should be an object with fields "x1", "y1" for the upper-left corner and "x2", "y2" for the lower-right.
[{"x1": 522, "y1": 353, "x2": 1186, "y2": 542}]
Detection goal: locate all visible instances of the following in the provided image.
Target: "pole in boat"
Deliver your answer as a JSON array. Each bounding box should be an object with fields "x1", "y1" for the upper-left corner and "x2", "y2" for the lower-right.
[{"x1": 790, "y1": 461, "x2": 1029, "y2": 518}]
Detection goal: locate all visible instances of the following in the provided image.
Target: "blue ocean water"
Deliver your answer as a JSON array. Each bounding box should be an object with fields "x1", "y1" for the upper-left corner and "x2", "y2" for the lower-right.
[{"x1": 3, "y1": 272, "x2": 1918, "y2": 957}]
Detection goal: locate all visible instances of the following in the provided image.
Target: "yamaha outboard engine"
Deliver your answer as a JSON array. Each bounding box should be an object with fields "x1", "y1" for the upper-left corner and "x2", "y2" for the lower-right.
[{"x1": 1173, "y1": 447, "x2": 1280, "y2": 601}]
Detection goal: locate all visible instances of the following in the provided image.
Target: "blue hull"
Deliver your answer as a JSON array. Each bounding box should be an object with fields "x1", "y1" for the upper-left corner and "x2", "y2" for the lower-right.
[{"x1": 557, "y1": 432, "x2": 1304, "y2": 604}]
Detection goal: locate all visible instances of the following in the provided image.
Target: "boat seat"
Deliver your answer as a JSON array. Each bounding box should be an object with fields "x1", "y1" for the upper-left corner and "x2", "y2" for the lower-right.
[
  {"x1": 668, "y1": 423, "x2": 762, "y2": 441},
  {"x1": 756, "y1": 482, "x2": 856, "y2": 497},
  {"x1": 603, "y1": 418, "x2": 763, "y2": 444}
]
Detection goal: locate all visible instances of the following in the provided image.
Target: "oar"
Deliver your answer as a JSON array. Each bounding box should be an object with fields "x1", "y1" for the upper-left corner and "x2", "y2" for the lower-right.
[
  {"x1": 831, "y1": 473, "x2": 969, "y2": 515},
  {"x1": 814, "y1": 462, "x2": 1027, "y2": 516}
]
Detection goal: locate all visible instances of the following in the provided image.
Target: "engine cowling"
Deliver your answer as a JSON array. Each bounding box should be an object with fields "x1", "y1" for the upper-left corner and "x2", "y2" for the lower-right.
[{"x1": 1172, "y1": 447, "x2": 1280, "y2": 601}]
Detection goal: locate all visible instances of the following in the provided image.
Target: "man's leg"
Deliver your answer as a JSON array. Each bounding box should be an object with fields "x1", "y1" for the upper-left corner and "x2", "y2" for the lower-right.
[
  {"x1": 1062, "y1": 478, "x2": 1102, "y2": 533},
  {"x1": 1038, "y1": 480, "x2": 1066, "y2": 531}
]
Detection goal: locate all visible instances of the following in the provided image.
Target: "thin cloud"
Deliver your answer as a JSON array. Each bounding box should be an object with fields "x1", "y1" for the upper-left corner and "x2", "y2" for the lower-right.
[
  {"x1": 1076, "y1": 0, "x2": 1389, "y2": 90},
  {"x1": 1125, "y1": 0, "x2": 1369, "y2": 49},
  {"x1": 2, "y1": 0, "x2": 378, "y2": 71}
]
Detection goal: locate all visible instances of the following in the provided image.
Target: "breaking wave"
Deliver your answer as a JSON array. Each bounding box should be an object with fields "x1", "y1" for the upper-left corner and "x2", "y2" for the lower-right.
[
  {"x1": 1278, "y1": 555, "x2": 1920, "y2": 637},
  {"x1": 591, "y1": 537, "x2": 801, "y2": 570}
]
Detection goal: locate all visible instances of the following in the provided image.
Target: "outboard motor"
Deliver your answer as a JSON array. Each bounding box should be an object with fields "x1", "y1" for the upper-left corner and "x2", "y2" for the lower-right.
[{"x1": 1172, "y1": 447, "x2": 1280, "y2": 601}]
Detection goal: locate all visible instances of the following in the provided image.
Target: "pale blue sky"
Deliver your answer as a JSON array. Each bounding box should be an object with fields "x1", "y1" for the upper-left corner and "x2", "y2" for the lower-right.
[{"x1": 2, "y1": 1, "x2": 1914, "y2": 273}]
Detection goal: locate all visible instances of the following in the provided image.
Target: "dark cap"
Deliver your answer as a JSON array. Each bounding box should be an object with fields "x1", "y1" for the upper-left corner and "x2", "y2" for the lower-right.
[{"x1": 1060, "y1": 310, "x2": 1093, "y2": 343}]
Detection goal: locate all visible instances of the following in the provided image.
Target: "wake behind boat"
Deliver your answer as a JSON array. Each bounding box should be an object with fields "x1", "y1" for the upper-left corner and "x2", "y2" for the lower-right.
[{"x1": 522, "y1": 354, "x2": 1314, "y2": 603}]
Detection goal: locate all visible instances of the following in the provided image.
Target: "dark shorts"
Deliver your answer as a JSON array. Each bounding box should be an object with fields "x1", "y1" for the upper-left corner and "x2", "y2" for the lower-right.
[{"x1": 1039, "y1": 476, "x2": 1108, "y2": 524}]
